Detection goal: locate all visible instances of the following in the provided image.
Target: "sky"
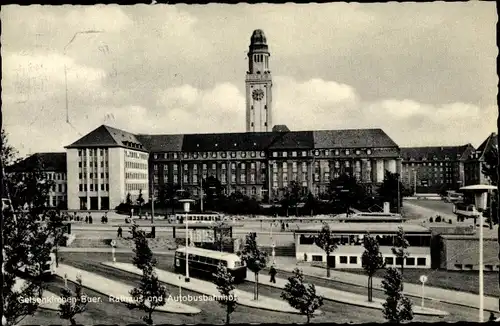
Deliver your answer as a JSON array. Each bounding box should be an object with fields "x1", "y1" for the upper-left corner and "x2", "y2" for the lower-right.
[{"x1": 1, "y1": 3, "x2": 498, "y2": 158}]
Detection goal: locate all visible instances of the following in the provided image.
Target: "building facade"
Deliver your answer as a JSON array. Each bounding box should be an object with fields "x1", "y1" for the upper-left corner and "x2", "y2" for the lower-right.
[
  {"x1": 246, "y1": 29, "x2": 273, "y2": 132},
  {"x1": 464, "y1": 132, "x2": 497, "y2": 186},
  {"x1": 294, "y1": 223, "x2": 432, "y2": 269},
  {"x1": 5, "y1": 152, "x2": 67, "y2": 208},
  {"x1": 400, "y1": 145, "x2": 475, "y2": 194},
  {"x1": 65, "y1": 125, "x2": 149, "y2": 210}
]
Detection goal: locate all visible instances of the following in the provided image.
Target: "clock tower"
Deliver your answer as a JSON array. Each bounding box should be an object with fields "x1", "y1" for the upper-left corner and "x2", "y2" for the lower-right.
[{"x1": 246, "y1": 29, "x2": 273, "y2": 132}]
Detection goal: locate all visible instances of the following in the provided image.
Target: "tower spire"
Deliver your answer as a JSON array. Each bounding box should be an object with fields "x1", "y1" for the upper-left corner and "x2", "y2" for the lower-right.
[{"x1": 245, "y1": 29, "x2": 273, "y2": 132}]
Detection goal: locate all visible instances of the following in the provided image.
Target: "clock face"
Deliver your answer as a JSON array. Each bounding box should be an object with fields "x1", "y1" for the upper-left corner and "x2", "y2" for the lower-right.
[{"x1": 252, "y1": 89, "x2": 264, "y2": 101}]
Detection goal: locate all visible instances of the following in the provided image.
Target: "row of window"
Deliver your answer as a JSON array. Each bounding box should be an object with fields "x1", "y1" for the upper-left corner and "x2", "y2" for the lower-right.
[
  {"x1": 273, "y1": 149, "x2": 374, "y2": 158},
  {"x1": 308, "y1": 255, "x2": 427, "y2": 267},
  {"x1": 405, "y1": 155, "x2": 461, "y2": 161},
  {"x1": 299, "y1": 234, "x2": 431, "y2": 247},
  {"x1": 125, "y1": 183, "x2": 147, "y2": 191},
  {"x1": 156, "y1": 162, "x2": 266, "y2": 172},
  {"x1": 125, "y1": 150, "x2": 148, "y2": 160},
  {"x1": 126, "y1": 172, "x2": 148, "y2": 180},
  {"x1": 79, "y1": 172, "x2": 110, "y2": 179},
  {"x1": 45, "y1": 173, "x2": 66, "y2": 180},
  {"x1": 403, "y1": 161, "x2": 454, "y2": 167},
  {"x1": 47, "y1": 195, "x2": 67, "y2": 207},
  {"x1": 78, "y1": 148, "x2": 108, "y2": 157},
  {"x1": 51, "y1": 184, "x2": 66, "y2": 193},
  {"x1": 78, "y1": 161, "x2": 109, "y2": 168},
  {"x1": 79, "y1": 184, "x2": 109, "y2": 192},
  {"x1": 125, "y1": 161, "x2": 148, "y2": 170}
]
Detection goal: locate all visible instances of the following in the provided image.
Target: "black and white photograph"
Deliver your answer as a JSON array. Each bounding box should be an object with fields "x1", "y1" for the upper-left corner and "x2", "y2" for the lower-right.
[{"x1": 1, "y1": 2, "x2": 498, "y2": 325}]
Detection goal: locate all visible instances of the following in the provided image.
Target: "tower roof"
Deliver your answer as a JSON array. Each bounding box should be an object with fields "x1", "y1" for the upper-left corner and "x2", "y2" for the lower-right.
[{"x1": 249, "y1": 29, "x2": 269, "y2": 52}]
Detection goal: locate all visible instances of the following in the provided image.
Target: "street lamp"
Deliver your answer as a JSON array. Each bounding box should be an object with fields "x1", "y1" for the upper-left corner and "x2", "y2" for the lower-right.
[
  {"x1": 459, "y1": 184, "x2": 497, "y2": 322},
  {"x1": 179, "y1": 199, "x2": 195, "y2": 283}
]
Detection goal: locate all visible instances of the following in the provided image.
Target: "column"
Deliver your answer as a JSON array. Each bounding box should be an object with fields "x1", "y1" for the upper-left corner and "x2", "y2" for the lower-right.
[
  {"x1": 361, "y1": 159, "x2": 371, "y2": 182},
  {"x1": 97, "y1": 149, "x2": 101, "y2": 210},
  {"x1": 354, "y1": 160, "x2": 361, "y2": 181},
  {"x1": 85, "y1": 148, "x2": 90, "y2": 210},
  {"x1": 388, "y1": 159, "x2": 397, "y2": 174},
  {"x1": 376, "y1": 159, "x2": 384, "y2": 183}
]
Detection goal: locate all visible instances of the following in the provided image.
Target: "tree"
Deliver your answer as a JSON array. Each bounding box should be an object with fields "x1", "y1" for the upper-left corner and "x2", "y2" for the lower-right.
[
  {"x1": 362, "y1": 233, "x2": 385, "y2": 302},
  {"x1": 46, "y1": 210, "x2": 67, "y2": 267},
  {"x1": 127, "y1": 226, "x2": 167, "y2": 325},
  {"x1": 286, "y1": 181, "x2": 302, "y2": 216},
  {"x1": 381, "y1": 268, "x2": 413, "y2": 323},
  {"x1": 203, "y1": 175, "x2": 225, "y2": 211},
  {"x1": 2, "y1": 132, "x2": 55, "y2": 325},
  {"x1": 281, "y1": 268, "x2": 323, "y2": 324},
  {"x1": 378, "y1": 171, "x2": 404, "y2": 213},
  {"x1": 314, "y1": 223, "x2": 338, "y2": 278},
  {"x1": 482, "y1": 145, "x2": 498, "y2": 186},
  {"x1": 137, "y1": 189, "x2": 145, "y2": 216},
  {"x1": 391, "y1": 227, "x2": 409, "y2": 291},
  {"x1": 328, "y1": 173, "x2": 366, "y2": 215},
  {"x1": 213, "y1": 263, "x2": 238, "y2": 324},
  {"x1": 238, "y1": 232, "x2": 268, "y2": 300},
  {"x1": 1, "y1": 128, "x2": 18, "y2": 167},
  {"x1": 59, "y1": 275, "x2": 87, "y2": 326},
  {"x1": 304, "y1": 192, "x2": 317, "y2": 216}
]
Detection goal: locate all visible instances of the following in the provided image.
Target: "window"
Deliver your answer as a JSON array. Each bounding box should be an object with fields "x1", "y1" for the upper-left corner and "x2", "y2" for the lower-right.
[
  {"x1": 417, "y1": 258, "x2": 426, "y2": 266},
  {"x1": 79, "y1": 184, "x2": 83, "y2": 191},
  {"x1": 384, "y1": 257, "x2": 394, "y2": 265},
  {"x1": 312, "y1": 255, "x2": 323, "y2": 262},
  {"x1": 349, "y1": 256, "x2": 357, "y2": 264},
  {"x1": 406, "y1": 258, "x2": 415, "y2": 266},
  {"x1": 395, "y1": 257, "x2": 403, "y2": 266},
  {"x1": 283, "y1": 151, "x2": 287, "y2": 157},
  {"x1": 251, "y1": 151, "x2": 256, "y2": 158},
  {"x1": 241, "y1": 152, "x2": 247, "y2": 158},
  {"x1": 260, "y1": 151, "x2": 266, "y2": 157},
  {"x1": 230, "y1": 152, "x2": 236, "y2": 158},
  {"x1": 79, "y1": 173, "x2": 82, "y2": 179},
  {"x1": 339, "y1": 256, "x2": 348, "y2": 264},
  {"x1": 345, "y1": 149, "x2": 350, "y2": 155}
]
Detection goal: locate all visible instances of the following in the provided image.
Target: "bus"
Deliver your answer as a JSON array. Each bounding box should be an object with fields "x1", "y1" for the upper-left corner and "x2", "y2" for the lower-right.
[
  {"x1": 174, "y1": 247, "x2": 246, "y2": 283},
  {"x1": 174, "y1": 212, "x2": 225, "y2": 224}
]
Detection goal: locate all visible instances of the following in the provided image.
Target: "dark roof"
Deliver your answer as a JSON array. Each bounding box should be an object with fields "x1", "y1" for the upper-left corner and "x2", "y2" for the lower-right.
[
  {"x1": 136, "y1": 134, "x2": 184, "y2": 152},
  {"x1": 272, "y1": 125, "x2": 290, "y2": 132},
  {"x1": 7, "y1": 152, "x2": 66, "y2": 172},
  {"x1": 400, "y1": 144, "x2": 474, "y2": 161},
  {"x1": 181, "y1": 132, "x2": 277, "y2": 152},
  {"x1": 268, "y1": 131, "x2": 314, "y2": 150},
  {"x1": 65, "y1": 125, "x2": 147, "y2": 152},
  {"x1": 313, "y1": 129, "x2": 398, "y2": 149},
  {"x1": 476, "y1": 132, "x2": 497, "y2": 160}
]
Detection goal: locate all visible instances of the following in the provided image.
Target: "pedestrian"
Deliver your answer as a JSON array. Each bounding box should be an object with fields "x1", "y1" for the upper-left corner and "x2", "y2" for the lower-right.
[
  {"x1": 117, "y1": 226, "x2": 123, "y2": 238},
  {"x1": 489, "y1": 312, "x2": 496, "y2": 322},
  {"x1": 269, "y1": 265, "x2": 277, "y2": 283},
  {"x1": 101, "y1": 215, "x2": 105, "y2": 224},
  {"x1": 85, "y1": 215, "x2": 89, "y2": 223},
  {"x1": 285, "y1": 223, "x2": 289, "y2": 230},
  {"x1": 105, "y1": 212, "x2": 108, "y2": 223},
  {"x1": 89, "y1": 215, "x2": 93, "y2": 224}
]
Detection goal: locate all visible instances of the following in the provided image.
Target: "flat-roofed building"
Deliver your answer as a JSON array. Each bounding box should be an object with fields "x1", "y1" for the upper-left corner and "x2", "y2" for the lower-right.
[
  {"x1": 6, "y1": 152, "x2": 67, "y2": 209},
  {"x1": 294, "y1": 223, "x2": 431, "y2": 269}
]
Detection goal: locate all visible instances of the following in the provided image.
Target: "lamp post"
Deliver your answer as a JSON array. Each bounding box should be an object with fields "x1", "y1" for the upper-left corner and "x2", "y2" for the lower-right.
[{"x1": 179, "y1": 199, "x2": 195, "y2": 283}]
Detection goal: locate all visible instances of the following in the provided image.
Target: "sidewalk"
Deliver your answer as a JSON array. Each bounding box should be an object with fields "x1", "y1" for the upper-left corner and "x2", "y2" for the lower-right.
[
  {"x1": 103, "y1": 262, "x2": 313, "y2": 315},
  {"x1": 273, "y1": 257, "x2": 498, "y2": 313},
  {"x1": 245, "y1": 268, "x2": 447, "y2": 317},
  {"x1": 14, "y1": 278, "x2": 61, "y2": 311},
  {"x1": 55, "y1": 264, "x2": 200, "y2": 315},
  {"x1": 59, "y1": 247, "x2": 175, "y2": 254}
]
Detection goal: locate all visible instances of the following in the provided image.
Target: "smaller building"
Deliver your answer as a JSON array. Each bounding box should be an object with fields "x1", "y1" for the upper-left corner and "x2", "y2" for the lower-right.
[
  {"x1": 6, "y1": 152, "x2": 67, "y2": 208},
  {"x1": 294, "y1": 223, "x2": 431, "y2": 269},
  {"x1": 435, "y1": 227, "x2": 499, "y2": 271},
  {"x1": 464, "y1": 132, "x2": 497, "y2": 186}
]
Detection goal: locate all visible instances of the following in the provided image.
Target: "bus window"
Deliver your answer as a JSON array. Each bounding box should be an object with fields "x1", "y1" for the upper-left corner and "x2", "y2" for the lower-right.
[{"x1": 221, "y1": 261, "x2": 228, "y2": 267}]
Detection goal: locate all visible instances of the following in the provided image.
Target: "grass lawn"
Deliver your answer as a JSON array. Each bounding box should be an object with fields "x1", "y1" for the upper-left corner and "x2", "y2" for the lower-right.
[{"x1": 337, "y1": 268, "x2": 500, "y2": 297}]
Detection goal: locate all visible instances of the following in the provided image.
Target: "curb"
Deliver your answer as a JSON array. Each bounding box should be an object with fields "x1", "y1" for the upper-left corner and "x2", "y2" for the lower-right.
[
  {"x1": 275, "y1": 267, "x2": 499, "y2": 313},
  {"x1": 102, "y1": 262, "x2": 316, "y2": 315}
]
